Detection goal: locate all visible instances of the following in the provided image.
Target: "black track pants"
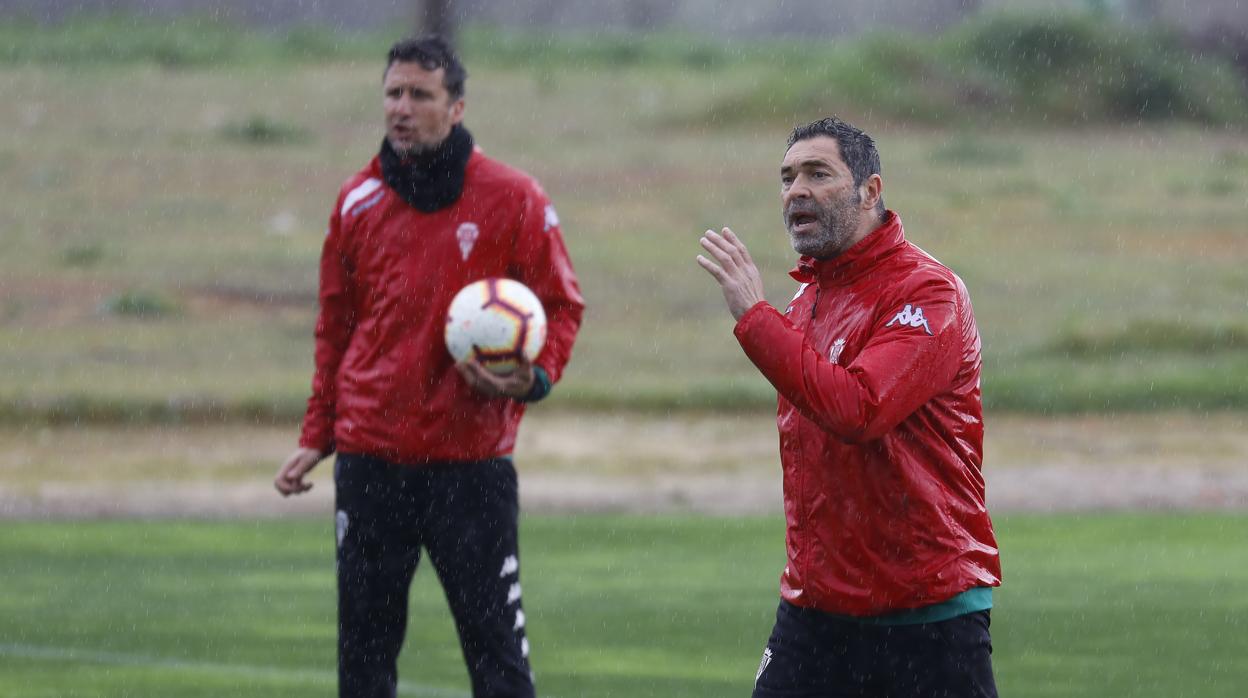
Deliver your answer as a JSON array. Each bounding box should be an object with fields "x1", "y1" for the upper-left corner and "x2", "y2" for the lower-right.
[
  {"x1": 334, "y1": 453, "x2": 534, "y2": 698},
  {"x1": 752, "y1": 601, "x2": 998, "y2": 698}
]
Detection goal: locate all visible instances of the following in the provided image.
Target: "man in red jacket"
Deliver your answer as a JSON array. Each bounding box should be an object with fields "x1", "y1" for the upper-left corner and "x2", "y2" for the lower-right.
[
  {"x1": 273, "y1": 37, "x2": 583, "y2": 698},
  {"x1": 698, "y1": 116, "x2": 1001, "y2": 697}
]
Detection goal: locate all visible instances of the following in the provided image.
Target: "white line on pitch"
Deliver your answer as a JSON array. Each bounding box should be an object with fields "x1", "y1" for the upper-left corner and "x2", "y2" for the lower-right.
[{"x1": 0, "y1": 643, "x2": 470, "y2": 698}]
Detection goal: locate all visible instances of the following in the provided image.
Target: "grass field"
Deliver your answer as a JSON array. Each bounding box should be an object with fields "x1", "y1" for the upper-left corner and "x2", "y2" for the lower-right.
[
  {"x1": 1, "y1": 514, "x2": 1246, "y2": 697},
  {"x1": 1, "y1": 22, "x2": 1246, "y2": 421}
]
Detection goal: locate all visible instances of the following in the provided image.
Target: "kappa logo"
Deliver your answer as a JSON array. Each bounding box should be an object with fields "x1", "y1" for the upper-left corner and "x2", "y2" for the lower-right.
[
  {"x1": 829, "y1": 338, "x2": 847, "y2": 364},
  {"x1": 755, "y1": 647, "x2": 773, "y2": 684},
  {"x1": 499, "y1": 554, "x2": 519, "y2": 578},
  {"x1": 544, "y1": 204, "x2": 559, "y2": 232},
  {"x1": 456, "y1": 222, "x2": 480, "y2": 260},
  {"x1": 885, "y1": 303, "x2": 933, "y2": 336}
]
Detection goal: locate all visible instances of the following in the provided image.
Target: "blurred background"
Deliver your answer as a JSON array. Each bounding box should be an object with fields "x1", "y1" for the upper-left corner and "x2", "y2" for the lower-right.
[{"x1": 0, "y1": 0, "x2": 1245, "y2": 696}]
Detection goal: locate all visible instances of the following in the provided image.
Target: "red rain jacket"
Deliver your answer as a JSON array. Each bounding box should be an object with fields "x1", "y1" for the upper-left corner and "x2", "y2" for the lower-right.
[
  {"x1": 734, "y1": 212, "x2": 1001, "y2": 616},
  {"x1": 300, "y1": 148, "x2": 584, "y2": 463}
]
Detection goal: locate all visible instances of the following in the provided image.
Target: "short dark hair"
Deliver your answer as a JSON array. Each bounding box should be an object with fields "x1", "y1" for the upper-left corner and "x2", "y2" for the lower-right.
[
  {"x1": 385, "y1": 36, "x2": 467, "y2": 101},
  {"x1": 787, "y1": 117, "x2": 885, "y2": 216}
]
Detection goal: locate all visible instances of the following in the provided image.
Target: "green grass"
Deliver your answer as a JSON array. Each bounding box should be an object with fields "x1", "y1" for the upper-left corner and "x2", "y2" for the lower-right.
[
  {"x1": 0, "y1": 514, "x2": 1245, "y2": 697},
  {"x1": 1, "y1": 20, "x2": 1246, "y2": 421}
]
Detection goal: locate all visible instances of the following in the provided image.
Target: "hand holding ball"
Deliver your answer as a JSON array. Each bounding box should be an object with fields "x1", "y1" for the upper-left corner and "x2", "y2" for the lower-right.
[{"x1": 445, "y1": 278, "x2": 547, "y2": 375}]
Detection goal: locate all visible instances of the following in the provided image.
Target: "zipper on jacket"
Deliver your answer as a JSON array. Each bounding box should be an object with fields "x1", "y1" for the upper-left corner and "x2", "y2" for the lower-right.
[{"x1": 810, "y1": 285, "x2": 821, "y2": 321}]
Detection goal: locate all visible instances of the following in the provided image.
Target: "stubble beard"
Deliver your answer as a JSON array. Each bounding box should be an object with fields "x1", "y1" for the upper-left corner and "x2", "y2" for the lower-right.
[
  {"x1": 387, "y1": 133, "x2": 430, "y2": 159},
  {"x1": 785, "y1": 192, "x2": 862, "y2": 260}
]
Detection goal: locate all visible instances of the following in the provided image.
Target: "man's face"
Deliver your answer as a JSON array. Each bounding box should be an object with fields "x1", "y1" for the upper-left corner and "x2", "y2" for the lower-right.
[
  {"x1": 780, "y1": 136, "x2": 866, "y2": 259},
  {"x1": 383, "y1": 61, "x2": 464, "y2": 157}
]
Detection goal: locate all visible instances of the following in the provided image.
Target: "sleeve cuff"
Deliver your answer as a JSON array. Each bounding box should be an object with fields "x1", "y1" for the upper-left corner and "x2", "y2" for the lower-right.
[
  {"x1": 299, "y1": 433, "x2": 335, "y2": 455},
  {"x1": 733, "y1": 301, "x2": 774, "y2": 342},
  {"x1": 518, "y1": 365, "x2": 552, "y2": 403}
]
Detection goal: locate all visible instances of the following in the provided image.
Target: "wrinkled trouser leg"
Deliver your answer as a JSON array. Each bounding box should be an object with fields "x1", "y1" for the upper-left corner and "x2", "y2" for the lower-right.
[
  {"x1": 424, "y1": 459, "x2": 535, "y2": 698},
  {"x1": 335, "y1": 454, "x2": 422, "y2": 698}
]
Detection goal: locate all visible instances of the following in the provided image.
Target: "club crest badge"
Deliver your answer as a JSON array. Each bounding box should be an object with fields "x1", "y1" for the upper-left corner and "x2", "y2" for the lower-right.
[
  {"x1": 456, "y1": 222, "x2": 480, "y2": 260},
  {"x1": 336, "y1": 510, "x2": 349, "y2": 547}
]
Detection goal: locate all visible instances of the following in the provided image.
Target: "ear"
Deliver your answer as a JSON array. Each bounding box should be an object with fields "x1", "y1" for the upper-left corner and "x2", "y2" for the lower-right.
[
  {"x1": 449, "y1": 97, "x2": 466, "y2": 125},
  {"x1": 859, "y1": 173, "x2": 883, "y2": 212}
]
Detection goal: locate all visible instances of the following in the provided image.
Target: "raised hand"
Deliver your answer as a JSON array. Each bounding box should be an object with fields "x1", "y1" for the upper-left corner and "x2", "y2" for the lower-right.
[{"x1": 697, "y1": 227, "x2": 767, "y2": 320}]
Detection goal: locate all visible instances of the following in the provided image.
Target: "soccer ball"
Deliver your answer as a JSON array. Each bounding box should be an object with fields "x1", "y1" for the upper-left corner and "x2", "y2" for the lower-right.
[{"x1": 445, "y1": 278, "x2": 547, "y2": 374}]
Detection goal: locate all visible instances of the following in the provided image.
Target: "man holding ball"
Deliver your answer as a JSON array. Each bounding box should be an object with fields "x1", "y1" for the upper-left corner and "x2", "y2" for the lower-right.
[
  {"x1": 274, "y1": 36, "x2": 583, "y2": 698},
  {"x1": 698, "y1": 116, "x2": 1001, "y2": 697}
]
